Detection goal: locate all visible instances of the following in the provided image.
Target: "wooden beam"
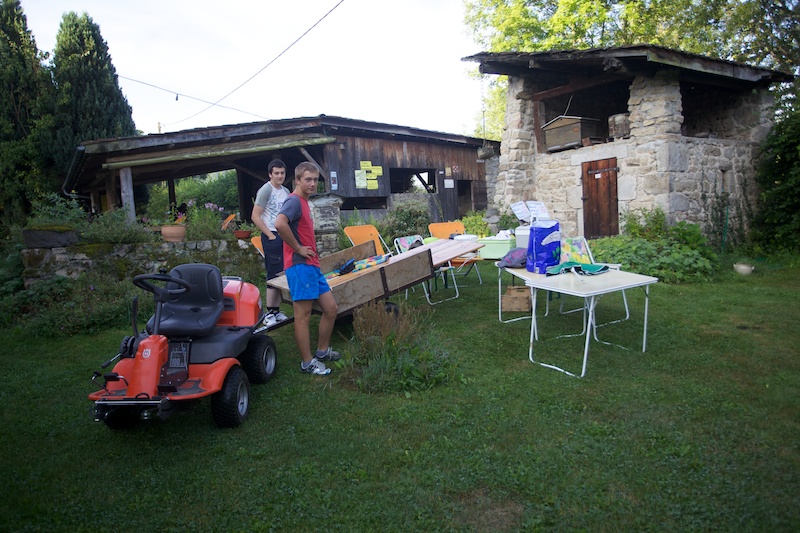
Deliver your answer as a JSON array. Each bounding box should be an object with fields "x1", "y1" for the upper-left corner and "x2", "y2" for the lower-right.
[
  {"x1": 230, "y1": 162, "x2": 269, "y2": 184},
  {"x1": 298, "y1": 147, "x2": 328, "y2": 181},
  {"x1": 105, "y1": 173, "x2": 119, "y2": 209},
  {"x1": 518, "y1": 73, "x2": 630, "y2": 101},
  {"x1": 119, "y1": 167, "x2": 136, "y2": 223},
  {"x1": 102, "y1": 134, "x2": 335, "y2": 170}
]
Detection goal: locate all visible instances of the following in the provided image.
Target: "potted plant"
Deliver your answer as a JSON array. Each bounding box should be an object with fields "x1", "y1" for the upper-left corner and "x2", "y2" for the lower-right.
[
  {"x1": 160, "y1": 202, "x2": 188, "y2": 242},
  {"x1": 233, "y1": 221, "x2": 258, "y2": 240}
]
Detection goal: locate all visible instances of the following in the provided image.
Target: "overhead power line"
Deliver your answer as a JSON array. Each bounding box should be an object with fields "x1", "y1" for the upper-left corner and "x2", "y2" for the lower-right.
[
  {"x1": 118, "y1": 75, "x2": 269, "y2": 121},
  {"x1": 164, "y1": 0, "x2": 346, "y2": 127}
]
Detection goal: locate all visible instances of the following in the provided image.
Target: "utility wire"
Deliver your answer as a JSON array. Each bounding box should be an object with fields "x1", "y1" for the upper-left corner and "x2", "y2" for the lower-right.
[
  {"x1": 165, "y1": 0, "x2": 346, "y2": 126},
  {"x1": 118, "y1": 75, "x2": 269, "y2": 121}
]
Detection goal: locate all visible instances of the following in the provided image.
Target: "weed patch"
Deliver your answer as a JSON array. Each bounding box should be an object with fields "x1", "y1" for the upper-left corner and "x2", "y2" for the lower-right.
[{"x1": 337, "y1": 300, "x2": 457, "y2": 393}]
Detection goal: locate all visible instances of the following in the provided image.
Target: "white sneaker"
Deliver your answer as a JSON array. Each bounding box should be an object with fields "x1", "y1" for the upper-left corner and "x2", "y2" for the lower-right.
[
  {"x1": 274, "y1": 311, "x2": 289, "y2": 322},
  {"x1": 300, "y1": 357, "x2": 331, "y2": 375},
  {"x1": 263, "y1": 313, "x2": 278, "y2": 328}
]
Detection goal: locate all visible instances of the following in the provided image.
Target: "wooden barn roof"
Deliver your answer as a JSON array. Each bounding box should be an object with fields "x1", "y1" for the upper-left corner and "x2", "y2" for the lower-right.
[{"x1": 63, "y1": 115, "x2": 494, "y2": 194}]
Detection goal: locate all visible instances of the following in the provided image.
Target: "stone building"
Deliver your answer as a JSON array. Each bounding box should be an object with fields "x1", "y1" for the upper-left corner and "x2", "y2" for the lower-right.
[{"x1": 464, "y1": 45, "x2": 793, "y2": 243}]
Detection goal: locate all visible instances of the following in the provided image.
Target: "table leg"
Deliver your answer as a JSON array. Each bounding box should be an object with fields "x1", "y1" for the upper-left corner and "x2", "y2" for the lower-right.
[
  {"x1": 580, "y1": 295, "x2": 597, "y2": 378},
  {"x1": 642, "y1": 285, "x2": 650, "y2": 352}
]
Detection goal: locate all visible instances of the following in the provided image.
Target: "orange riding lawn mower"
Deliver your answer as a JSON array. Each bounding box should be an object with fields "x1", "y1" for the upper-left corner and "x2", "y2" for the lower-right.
[{"x1": 88, "y1": 263, "x2": 279, "y2": 429}]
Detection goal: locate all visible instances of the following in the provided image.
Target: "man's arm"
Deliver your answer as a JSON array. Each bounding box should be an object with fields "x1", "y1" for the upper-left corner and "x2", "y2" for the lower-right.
[
  {"x1": 275, "y1": 213, "x2": 314, "y2": 259},
  {"x1": 251, "y1": 205, "x2": 276, "y2": 240}
]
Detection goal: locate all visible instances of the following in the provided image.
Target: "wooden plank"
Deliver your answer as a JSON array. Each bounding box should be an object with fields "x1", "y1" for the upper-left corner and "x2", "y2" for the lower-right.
[
  {"x1": 322, "y1": 267, "x2": 385, "y2": 314},
  {"x1": 382, "y1": 251, "x2": 434, "y2": 293}
]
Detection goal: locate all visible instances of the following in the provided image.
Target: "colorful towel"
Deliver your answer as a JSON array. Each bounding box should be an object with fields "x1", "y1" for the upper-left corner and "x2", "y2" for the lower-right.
[
  {"x1": 325, "y1": 254, "x2": 390, "y2": 279},
  {"x1": 545, "y1": 261, "x2": 609, "y2": 276}
]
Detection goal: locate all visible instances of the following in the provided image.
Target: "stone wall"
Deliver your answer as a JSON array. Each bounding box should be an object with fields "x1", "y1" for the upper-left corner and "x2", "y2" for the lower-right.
[
  {"x1": 491, "y1": 69, "x2": 769, "y2": 243},
  {"x1": 21, "y1": 239, "x2": 265, "y2": 289},
  {"x1": 22, "y1": 195, "x2": 345, "y2": 288}
]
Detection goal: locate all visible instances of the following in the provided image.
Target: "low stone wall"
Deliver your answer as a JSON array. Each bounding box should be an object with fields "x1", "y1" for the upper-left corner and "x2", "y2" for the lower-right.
[
  {"x1": 21, "y1": 239, "x2": 265, "y2": 288},
  {"x1": 21, "y1": 195, "x2": 345, "y2": 288}
]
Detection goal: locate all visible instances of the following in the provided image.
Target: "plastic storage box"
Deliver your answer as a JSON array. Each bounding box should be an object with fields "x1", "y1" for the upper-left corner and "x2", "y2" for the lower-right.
[{"x1": 477, "y1": 237, "x2": 515, "y2": 259}]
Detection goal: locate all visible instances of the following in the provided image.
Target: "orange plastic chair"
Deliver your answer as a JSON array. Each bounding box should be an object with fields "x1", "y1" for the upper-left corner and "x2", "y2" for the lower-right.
[
  {"x1": 343, "y1": 224, "x2": 392, "y2": 256},
  {"x1": 251, "y1": 236, "x2": 264, "y2": 258},
  {"x1": 428, "y1": 221, "x2": 483, "y2": 284}
]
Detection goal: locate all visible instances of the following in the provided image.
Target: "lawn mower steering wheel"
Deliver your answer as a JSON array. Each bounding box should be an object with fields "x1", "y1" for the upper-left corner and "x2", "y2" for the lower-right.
[{"x1": 132, "y1": 273, "x2": 191, "y2": 303}]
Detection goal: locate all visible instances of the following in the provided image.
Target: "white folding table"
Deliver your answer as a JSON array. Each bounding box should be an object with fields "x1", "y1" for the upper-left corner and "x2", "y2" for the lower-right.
[{"x1": 500, "y1": 267, "x2": 658, "y2": 378}]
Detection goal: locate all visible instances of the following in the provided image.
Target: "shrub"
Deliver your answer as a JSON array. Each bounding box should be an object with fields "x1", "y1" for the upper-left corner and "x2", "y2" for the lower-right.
[
  {"x1": 81, "y1": 209, "x2": 158, "y2": 244},
  {"x1": 381, "y1": 199, "x2": 431, "y2": 244},
  {"x1": 591, "y1": 207, "x2": 716, "y2": 282},
  {"x1": 461, "y1": 211, "x2": 491, "y2": 237},
  {"x1": 25, "y1": 193, "x2": 88, "y2": 231},
  {"x1": 0, "y1": 238, "x2": 24, "y2": 298},
  {"x1": 0, "y1": 272, "x2": 154, "y2": 336},
  {"x1": 497, "y1": 213, "x2": 518, "y2": 231},
  {"x1": 185, "y1": 203, "x2": 230, "y2": 241},
  {"x1": 337, "y1": 301, "x2": 456, "y2": 393},
  {"x1": 753, "y1": 109, "x2": 800, "y2": 251},
  {"x1": 338, "y1": 209, "x2": 390, "y2": 251},
  {"x1": 591, "y1": 236, "x2": 714, "y2": 283}
]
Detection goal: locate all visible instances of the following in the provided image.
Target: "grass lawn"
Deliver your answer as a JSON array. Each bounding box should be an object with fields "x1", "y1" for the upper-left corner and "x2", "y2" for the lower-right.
[{"x1": 1, "y1": 259, "x2": 798, "y2": 531}]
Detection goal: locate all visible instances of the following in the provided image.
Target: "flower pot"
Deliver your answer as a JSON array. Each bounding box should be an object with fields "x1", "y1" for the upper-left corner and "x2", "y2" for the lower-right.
[
  {"x1": 233, "y1": 230, "x2": 252, "y2": 240},
  {"x1": 161, "y1": 224, "x2": 186, "y2": 242}
]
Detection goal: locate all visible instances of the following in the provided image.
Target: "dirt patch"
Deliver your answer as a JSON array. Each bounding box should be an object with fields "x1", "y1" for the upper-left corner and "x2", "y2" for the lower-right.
[{"x1": 454, "y1": 488, "x2": 524, "y2": 532}]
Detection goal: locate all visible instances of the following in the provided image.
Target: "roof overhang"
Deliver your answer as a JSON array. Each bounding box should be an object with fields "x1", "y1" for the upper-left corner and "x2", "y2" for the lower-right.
[{"x1": 463, "y1": 45, "x2": 794, "y2": 89}]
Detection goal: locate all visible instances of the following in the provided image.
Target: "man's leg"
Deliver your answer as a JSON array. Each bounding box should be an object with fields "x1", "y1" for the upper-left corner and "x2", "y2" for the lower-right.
[
  {"x1": 266, "y1": 286, "x2": 282, "y2": 309},
  {"x1": 292, "y1": 299, "x2": 314, "y2": 363},
  {"x1": 315, "y1": 290, "x2": 338, "y2": 352}
]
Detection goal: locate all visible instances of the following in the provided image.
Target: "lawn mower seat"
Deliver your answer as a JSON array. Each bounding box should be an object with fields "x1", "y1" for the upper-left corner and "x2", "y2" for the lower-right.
[{"x1": 147, "y1": 263, "x2": 225, "y2": 338}]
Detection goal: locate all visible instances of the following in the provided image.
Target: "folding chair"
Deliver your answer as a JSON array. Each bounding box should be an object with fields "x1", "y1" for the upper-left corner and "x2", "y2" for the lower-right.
[
  {"x1": 343, "y1": 224, "x2": 392, "y2": 256},
  {"x1": 548, "y1": 236, "x2": 629, "y2": 326},
  {"x1": 428, "y1": 221, "x2": 483, "y2": 284},
  {"x1": 251, "y1": 236, "x2": 265, "y2": 258},
  {"x1": 394, "y1": 235, "x2": 459, "y2": 305}
]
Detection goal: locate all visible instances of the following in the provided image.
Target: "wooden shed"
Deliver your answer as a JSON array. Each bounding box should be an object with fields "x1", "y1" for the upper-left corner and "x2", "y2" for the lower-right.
[{"x1": 63, "y1": 115, "x2": 500, "y2": 223}]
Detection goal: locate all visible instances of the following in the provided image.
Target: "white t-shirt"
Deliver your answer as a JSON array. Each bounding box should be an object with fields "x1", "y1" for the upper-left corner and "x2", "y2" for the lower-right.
[{"x1": 254, "y1": 182, "x2": 290, "y2": 231}]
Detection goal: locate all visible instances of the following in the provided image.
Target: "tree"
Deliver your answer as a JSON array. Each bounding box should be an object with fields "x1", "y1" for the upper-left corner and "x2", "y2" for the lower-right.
[
  {"x1": 51, "y1": 11, "x2": 136, "y2": 180},
  {"x1": 0, "y1": 0, "x2": 56, "y2": 228},
  {"x1": 753, "y1": 108, "x2": 800, "y2": 251}
]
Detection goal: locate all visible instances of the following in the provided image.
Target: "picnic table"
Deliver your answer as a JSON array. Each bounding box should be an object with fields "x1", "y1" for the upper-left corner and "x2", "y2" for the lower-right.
[{"x1": 267, "y1": 238, "x2": 483, "y2": 319}]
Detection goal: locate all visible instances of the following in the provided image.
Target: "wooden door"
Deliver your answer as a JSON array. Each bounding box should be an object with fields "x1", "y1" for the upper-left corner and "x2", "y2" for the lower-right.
[{"x1": 582, "y1": 158, "x2": 619, "y2": 238}]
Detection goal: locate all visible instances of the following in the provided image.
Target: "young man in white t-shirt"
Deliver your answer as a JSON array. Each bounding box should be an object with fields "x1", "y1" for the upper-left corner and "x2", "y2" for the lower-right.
[{"x1": 251, "y1": 159, "x2": 292, "y2": 327}]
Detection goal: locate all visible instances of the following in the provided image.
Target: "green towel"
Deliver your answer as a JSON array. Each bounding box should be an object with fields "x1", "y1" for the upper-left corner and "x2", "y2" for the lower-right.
[{"x1": 546, "y1": 261, "x2": 610, "y2": 276}]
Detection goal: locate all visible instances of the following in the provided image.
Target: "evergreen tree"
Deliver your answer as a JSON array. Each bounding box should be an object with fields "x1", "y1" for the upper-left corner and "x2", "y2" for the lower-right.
[
  {"x1": 0, "y1": 0, "x2": 56, "y2": 228},
  {"x1": 52, "y1": 11, "x2": 136, "y2": 179}
]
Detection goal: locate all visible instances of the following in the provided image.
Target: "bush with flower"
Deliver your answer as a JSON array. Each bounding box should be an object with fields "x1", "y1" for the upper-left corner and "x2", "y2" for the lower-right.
[{"x1": 185, "y1": 201, "x2": 231, "y2": 241}]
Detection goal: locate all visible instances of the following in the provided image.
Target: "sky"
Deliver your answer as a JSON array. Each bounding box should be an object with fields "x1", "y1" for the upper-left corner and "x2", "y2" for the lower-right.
[{"x1": 22, "y1": 0, "x2": 489, "y2": 137}]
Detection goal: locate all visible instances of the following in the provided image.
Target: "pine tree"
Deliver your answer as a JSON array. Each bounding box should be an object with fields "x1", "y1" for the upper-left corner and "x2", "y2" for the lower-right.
[
  {"x1": 0, "y1": 0, "x2": 56, "y2": 228},
  {"x1": 52, "y1": 11, "x2": 136, "y2": 178}
]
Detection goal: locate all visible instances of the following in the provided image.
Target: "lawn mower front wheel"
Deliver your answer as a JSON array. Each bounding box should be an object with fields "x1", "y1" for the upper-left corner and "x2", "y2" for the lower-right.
[{"x1": 211, "y1": 366, "x2": 250, "y2": 428}]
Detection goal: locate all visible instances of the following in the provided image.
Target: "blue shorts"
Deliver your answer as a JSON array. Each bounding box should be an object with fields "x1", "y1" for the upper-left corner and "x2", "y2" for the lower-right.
[{"x1": 286, "y1": 264, "x2": 331, "y2": 301}]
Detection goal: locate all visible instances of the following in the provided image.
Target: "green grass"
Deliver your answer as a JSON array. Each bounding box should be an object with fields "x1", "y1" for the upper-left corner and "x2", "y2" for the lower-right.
[{"x1": 1, "y1": 258, "x2": 799, "y2": 531}]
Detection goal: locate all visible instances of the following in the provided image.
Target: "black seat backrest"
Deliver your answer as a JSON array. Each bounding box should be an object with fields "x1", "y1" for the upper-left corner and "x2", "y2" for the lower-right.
[{"x1": 147, "y1": 263, "x2": 224, "y2": 337}]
